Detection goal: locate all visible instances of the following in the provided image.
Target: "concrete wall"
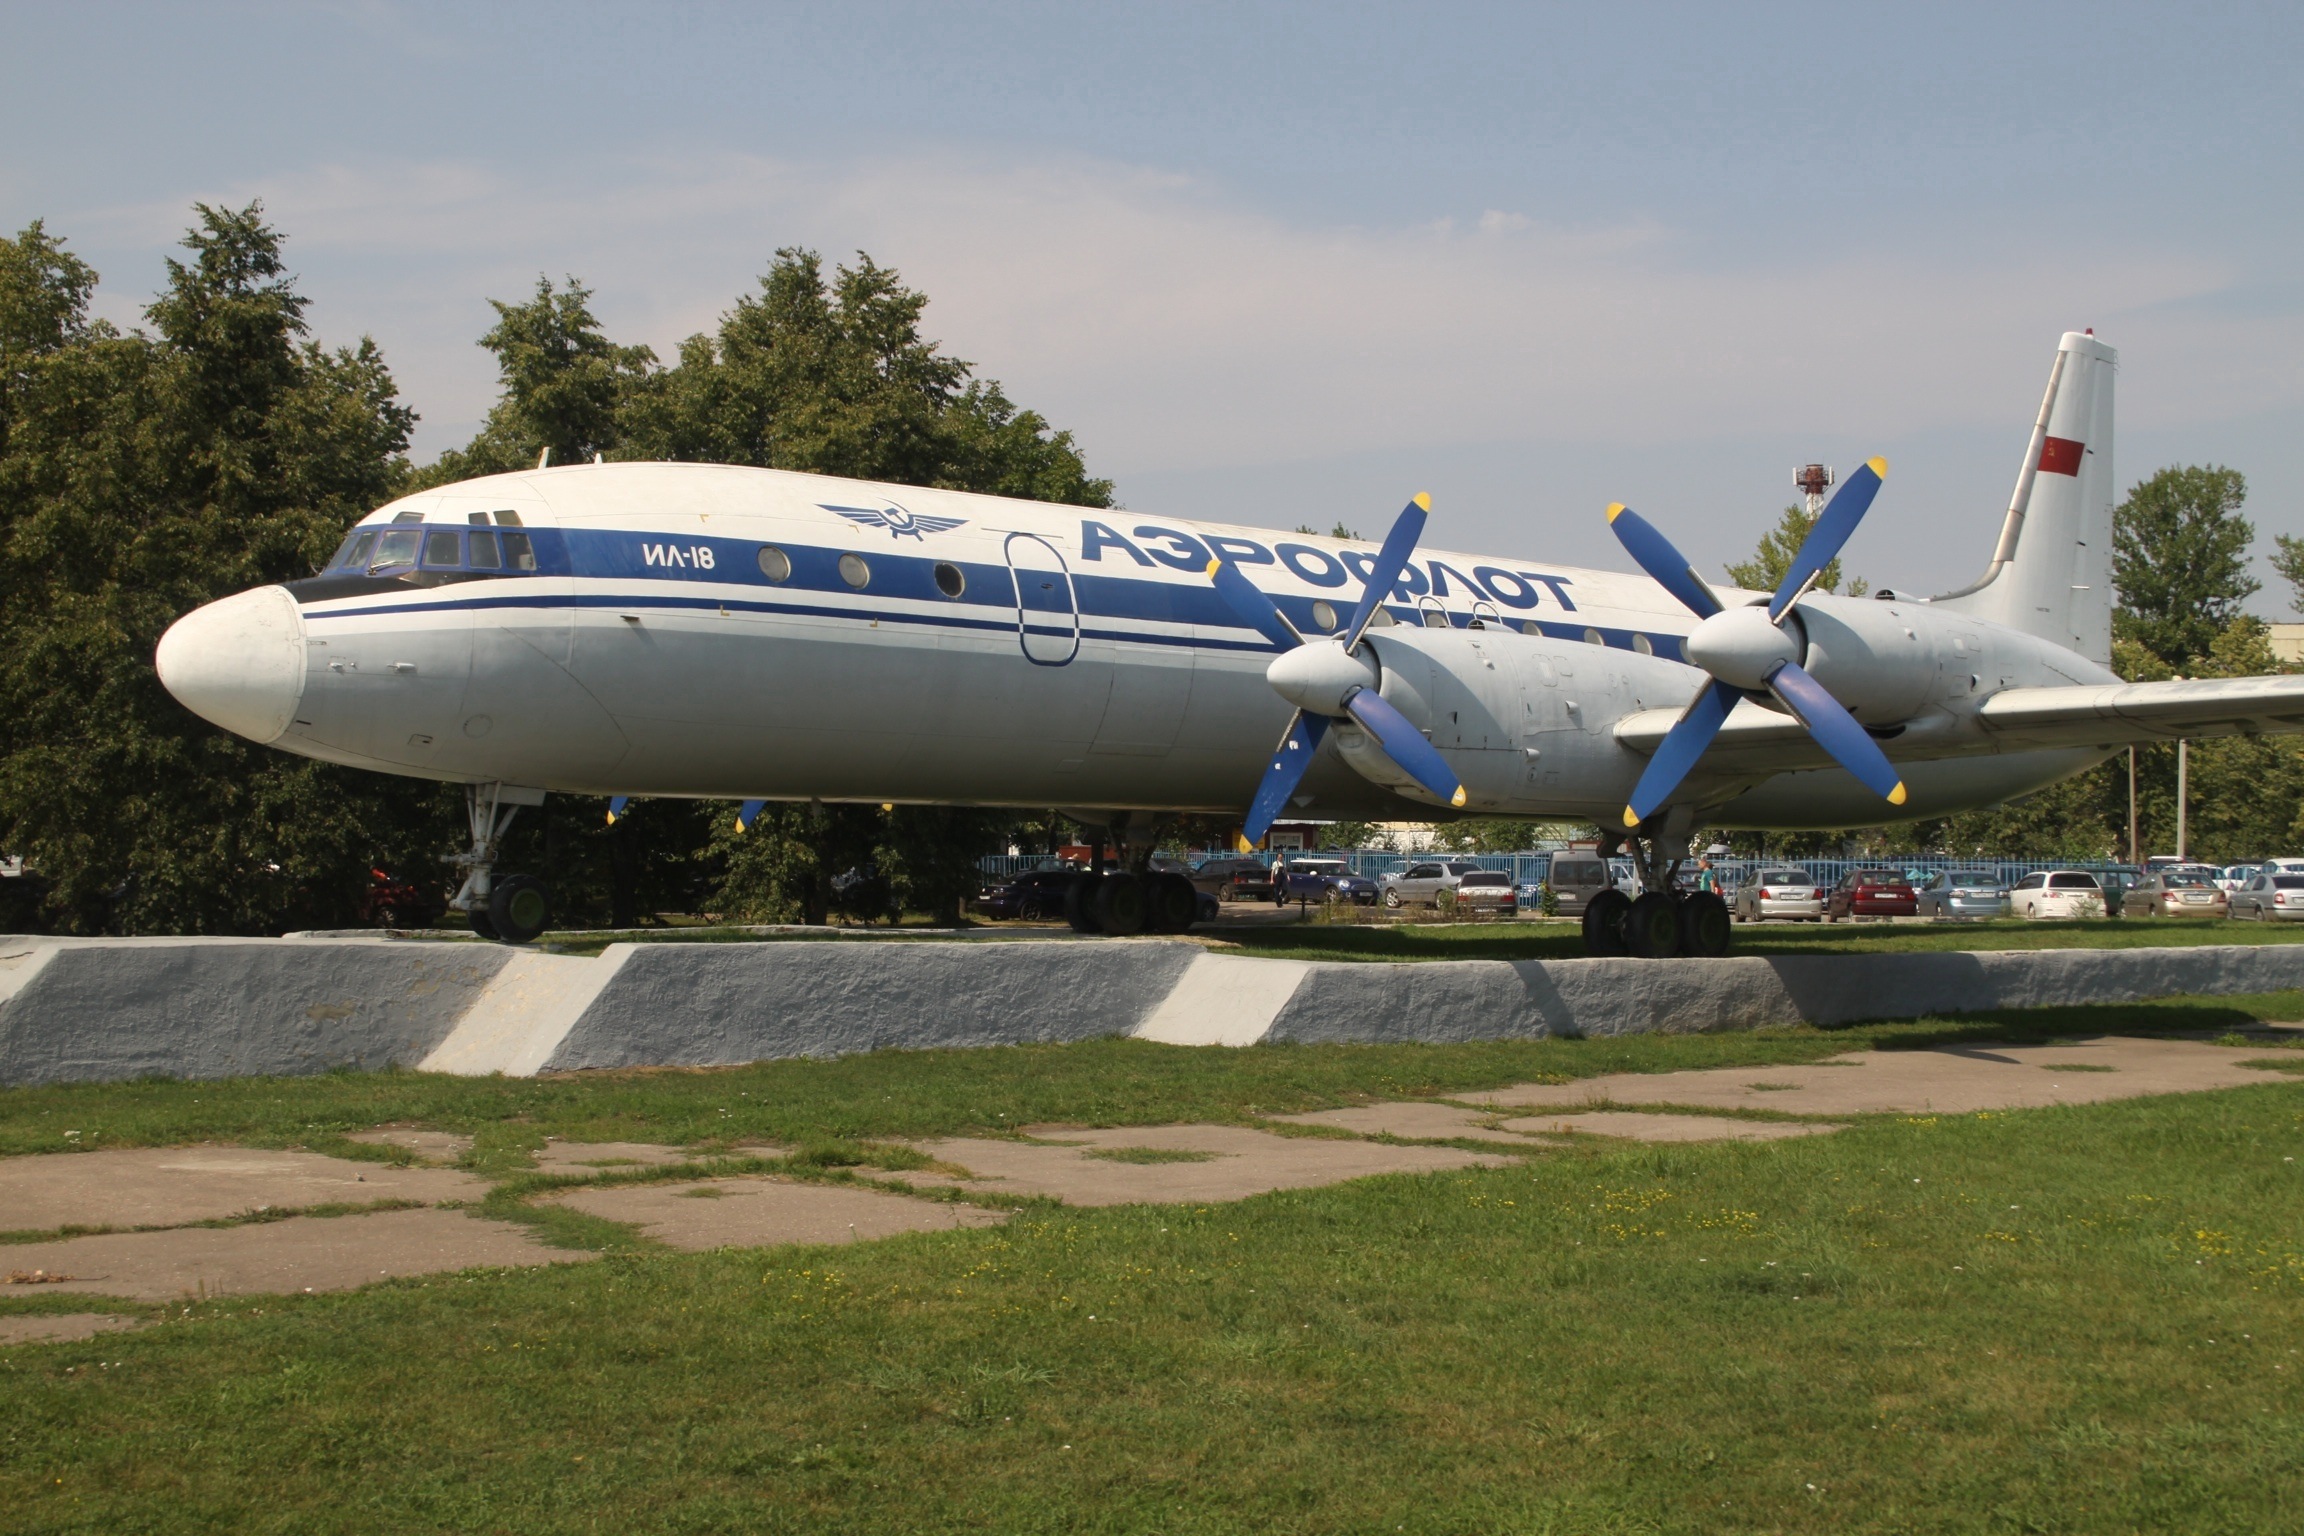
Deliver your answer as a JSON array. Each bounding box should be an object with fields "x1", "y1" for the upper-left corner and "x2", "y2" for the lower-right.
[{"x1": 2, "y1": 933, "x2": 2300, "y2": 1088}]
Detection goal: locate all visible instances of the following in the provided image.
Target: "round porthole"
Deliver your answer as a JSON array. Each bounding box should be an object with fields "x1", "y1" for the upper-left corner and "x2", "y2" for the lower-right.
[
  {"x1": 838, "y1": 553, "x2": 870, "y2": 589},
  {"x1": 1311, "y1": 600, "x2": 1338, "y2": 632},
  {"x1": 1632, "y1": 633, "x2": 1653, "y2": 656},
  {"x1": 1520, "y1": 619, "x2": 1543, "y2": 636},
  {"x1": 934, "y1": 561, "x2": 965, "y2": 598},
  {"x1": 1582, "y1": 627, "x2": 1605, "y2": 646},
  {"x1": 757, "y1": 545, "x2": 791, "y2": 582}
]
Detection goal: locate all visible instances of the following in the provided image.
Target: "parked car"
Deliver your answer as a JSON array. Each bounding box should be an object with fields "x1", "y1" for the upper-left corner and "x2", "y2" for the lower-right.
[
  {"x1": 2260, "y1": 857, "x2": 2304, "y2": 877},
  {"x1": 2009, "y1": 869, "x2": 2108, "y2": 920},
  {"x1": 1273, "y1": 857, "x2": 1378, "y2": 905},
  {"x1": 976, "y1": 866, "x2": 1080, "y2": 920},
  {"x1": 2121, "y1": 868, "x2": 2229, "y2": 918},
  {"x1": 1190, "y1": 856, "x2": 1275, "y2": 902},
  {"x1": 1541, "y1": 853, "x2": 1633, "y2": 917},
  {"x1": 1914, "y1": 870, "x2": 2009, "y2": 920},
  {"x1": 1825, "y1": 869, "x2": 1917, "y2": 921},
  {"x1": 2093, "y1": 865, "x2": 2143, "y2": 917},
  {"x1": 2228, "y1": 872, "x2": 2304, "y2": 921},
  {"x1": 2213, "y1": 864, "x2": 2256, "y2": 894},
  {"x1": 1731, "y1": 868, "x2": 1826, "y2": 923},
  {"x1": 1378, "y1": 859, "x2": 1480, "y2": 908},
  {"x1": 359, "y1": 866, "x2": 444, "y2": 929},
  {"x1": 1450, "y1": 869, "x2": 1518, "y2": 917}
]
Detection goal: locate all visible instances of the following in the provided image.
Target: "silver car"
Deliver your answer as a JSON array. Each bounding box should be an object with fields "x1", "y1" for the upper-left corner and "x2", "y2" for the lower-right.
[
  {"x1": 1378, "y1": 859, "x2": 1480, "y2": 908},
  {"x1": 2228, "y1": 872, "x2": 2304, "y2": 920},
  {"x1": 1730, "y1": 868, "x2": 1824, "y2": 923},
  {"x1": 1915, "y1": 870, "x2": 2009, "y2": 919}
]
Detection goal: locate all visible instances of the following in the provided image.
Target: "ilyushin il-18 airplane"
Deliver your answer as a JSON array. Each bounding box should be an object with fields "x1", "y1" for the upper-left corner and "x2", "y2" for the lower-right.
[{"x1": 157, "y1": 331, "x2": 2304, "y2": 954}]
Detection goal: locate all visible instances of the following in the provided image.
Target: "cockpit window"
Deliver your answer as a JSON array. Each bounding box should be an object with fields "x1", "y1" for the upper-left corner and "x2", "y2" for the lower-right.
[
  {"x1": 329, "y1": 529, "x2": 377, "y2": 570},
  {"x1": 501, "y1": 530, "x2": 537, "y2": 571},
  {"x1": 370, "y1": 529, "x2": 421, "y2": 570},
  {"x1": 422, "y1": 530, "x2": 461, "y2": 567},
  {"x1": 467, "y1": 530, "x2": 502, "y2": 569}
]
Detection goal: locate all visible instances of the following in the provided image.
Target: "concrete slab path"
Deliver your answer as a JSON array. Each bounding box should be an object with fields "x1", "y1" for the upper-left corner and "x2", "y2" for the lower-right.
[
  {"x1": 0, "y1": 1208, "x2": 594, "y2": 1302},
  {"x1": 892, "y1": 1125, "x2": 1511, "y2": 1207},
  {"x1": 1495, "y1": 1112, "x2": 1846, "y2": 1143},
  {"x1": 1457, "y1": 1036, "x2": 2291, "y2": 1117},
  {"x1": 0, "y1": 1312, "x2": 146, "y2": 1346},
  {"x1": 552, "y1": 1177, "x2": 1007, "y2": 1250},
  {"x1": 344, "y1": 1128, "x2": 472, "y2": 1163},
  {"x1": 0, "y1": 1147, "x2": 487, "y2": 1234}
]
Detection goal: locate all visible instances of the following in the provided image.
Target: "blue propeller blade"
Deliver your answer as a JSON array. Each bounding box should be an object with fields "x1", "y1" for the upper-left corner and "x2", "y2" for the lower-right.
[
  {"x1": 1621, "y1": 678, "x2": 1742, "y2": 828},
  {"x1": 606, "y1": 795, "x2": 630, "y2": 825},
  {"x1": 735, "y1": 798, "x2": 767, "y2": 832},
  {"x1": 1605, "y1": 503, "x2": 1724, "y2": 620},
  {"x1": 1341, "y1": 494, "x2": 1430, "y2": 649},
  {"x1": 1770, "y1": 457, "x2": 1886, "y2": 622},
  {"x1": 1243, "y1": 710, "x2": 1331, "y2": 846},
  {"x1": 1765, "y1": 661, "x2": 1908, "y2": 806},
  {"x1": 1206, "y1": 558, "x2": 1304, "y2": 651},
  {"x1": 1343, "y1": 687, "x2": 1466, "y2": 809}
]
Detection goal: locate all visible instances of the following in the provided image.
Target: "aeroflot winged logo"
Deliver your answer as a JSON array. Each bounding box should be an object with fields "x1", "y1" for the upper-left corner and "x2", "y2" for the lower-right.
[{"x1": 822, "y1": 502, "x2": 967, "y2": 540}]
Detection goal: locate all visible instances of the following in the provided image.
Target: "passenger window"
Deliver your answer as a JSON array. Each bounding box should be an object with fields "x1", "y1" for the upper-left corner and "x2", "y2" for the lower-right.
[
  {"x1": 501, "y1": 531, "x2": 537, "y2": 571},
  {"x1": 468, "y1": 530, "x2": 502, "y2": 569},
  {"x1": 422, "y1": 530, "x2": 461, "y2": 567},
  {"x1": 370, "y1": 529, "x2": 421, "y2": 569}
]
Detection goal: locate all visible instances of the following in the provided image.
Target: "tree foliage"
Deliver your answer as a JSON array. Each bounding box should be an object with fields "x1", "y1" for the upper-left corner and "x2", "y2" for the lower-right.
[
  {"x1": 0, "y1": 206, "x2": 453, "y2": 933},
  {"x1": 1723, "y1": 504, "x2": 1866, "y2": 597},
  {"x1": 2112, "y1": 465, "x2": 2255, "y2": 671}
]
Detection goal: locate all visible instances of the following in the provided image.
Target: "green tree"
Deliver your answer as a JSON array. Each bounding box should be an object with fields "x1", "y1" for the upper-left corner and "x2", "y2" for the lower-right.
[
  {"x1": 2270, "y1": 533, "x2": 2304, "y2": 616},
  {"x1": 1723, "y1": 505, "x2": 1867, "y2": 597},
  {"x1": 0, "y1": 206, "x2": 449, "y2": 933},
  {"x1": 2112, "y1": 465, "x2": 2255, "y2": 671}
]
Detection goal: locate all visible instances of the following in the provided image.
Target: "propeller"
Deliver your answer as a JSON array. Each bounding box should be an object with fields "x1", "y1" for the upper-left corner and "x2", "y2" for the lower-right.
[
  {"x1": 1609, "y1": 458, "x2": 1907, "y2": 830},
  {"x1": 1205, "y1": 494, "x2": 1466, "y2": 845}
]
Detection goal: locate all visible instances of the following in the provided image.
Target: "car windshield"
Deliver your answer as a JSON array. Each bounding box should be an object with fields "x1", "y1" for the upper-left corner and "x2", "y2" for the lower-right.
[
  {"x1": 1458, "y1": 872, "x2": 1508, "y2": 886},
  {"x1": 1759, "y1": 870, "x2": 1807, "y2": 884},
  {"x1": 2163, "y1": 873, "x2": 2213, "y2": 888},
  {"x1": 1951, "y1": 875, "x2": 2000, "y2": 889},
  {"x1": 2049, "y1": 873, "x2": 2101, "y2": 890},
  {"x1": 1291, "y1": 862, "x2": 1344, "y2": 874},
  {"x1": 1551, "y1": 860, "x2": 1604, "y2": 883},
  {"x1": 2277, "y1": 877, "x2": 2304, "y2": 889},
  {"x1": 1855, "y1": 871, "x2": 1902, "y2": 884}
]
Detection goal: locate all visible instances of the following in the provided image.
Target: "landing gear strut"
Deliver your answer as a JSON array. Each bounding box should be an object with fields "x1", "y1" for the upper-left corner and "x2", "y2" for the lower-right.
[
  {"x1": 448, "y1": 783, "x2": 554, "y2": 944},
  {"x1": 1058, "y1": 812, "x2": 1198, "y2": 937},
  {"x1": 1579, "y1": 819, "x2": 1731, "y2": 960}
]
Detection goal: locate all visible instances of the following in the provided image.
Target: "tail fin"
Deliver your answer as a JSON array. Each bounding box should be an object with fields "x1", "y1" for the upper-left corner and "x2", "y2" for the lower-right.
[{"x1": 1935, "y1": 331, "x2": 2117, "y2": 664}]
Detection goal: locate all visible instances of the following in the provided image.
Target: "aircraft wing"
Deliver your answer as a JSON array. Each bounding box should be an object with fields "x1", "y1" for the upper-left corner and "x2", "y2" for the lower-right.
[
  {"x1": 1973, "y1": 674, "x2": 2304, "y2": 749},
  {"x1": 1613, "y1": 699, "x2": 1810, "y2": 756}
]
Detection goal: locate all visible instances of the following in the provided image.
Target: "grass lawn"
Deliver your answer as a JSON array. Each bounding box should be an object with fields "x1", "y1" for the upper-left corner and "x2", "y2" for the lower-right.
[{"x1": 3, "y1": 997, "x2": 2301, "y2": 1533}]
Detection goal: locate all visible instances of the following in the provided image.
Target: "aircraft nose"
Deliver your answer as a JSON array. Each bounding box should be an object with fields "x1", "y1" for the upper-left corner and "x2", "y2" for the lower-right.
[{"x1": 154, "y1": 586, "x2": 307, "y2": 744}]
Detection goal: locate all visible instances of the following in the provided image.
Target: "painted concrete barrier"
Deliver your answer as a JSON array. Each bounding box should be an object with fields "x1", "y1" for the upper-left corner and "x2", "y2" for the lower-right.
[{"x1": 1, "y1": 933, "x2": 2300, "y2": 1088}]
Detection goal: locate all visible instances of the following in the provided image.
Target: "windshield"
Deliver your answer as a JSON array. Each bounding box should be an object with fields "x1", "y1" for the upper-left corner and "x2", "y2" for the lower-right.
[
  {"x1": 2276, "y1": 877, "x2": 2304, "y2": 889},
  {"x1": 1951, "y1": 875, "x2": 2000, "y2": 889},
  {"x1": 1551, "y1": 860, "x2": 1604, "y2": 883},
  {"x1": 1458, "y1": 872, "x2": 1508, "y2": 886},
  {"x1": 2049, "y1": 873, "x2": 2101, "y2": 890},
  {"x1": 1759, "y1": 871, "x2": 1807, "y2": 884},
  {"x1": 2163, "y1": 873, "x2": 2213, "y2": 888},
  {"x1": 370, "y1": 528, "x2": 421, "y2": 568}
]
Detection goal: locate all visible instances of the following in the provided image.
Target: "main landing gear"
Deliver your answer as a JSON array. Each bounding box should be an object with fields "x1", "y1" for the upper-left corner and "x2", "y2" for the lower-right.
[
  {"x1": 1578, "y1": 827, "x2": 1731, "y2": 960},
  {"x1": 1055, "y1": 812, "x2": 1198, "y2": 937},
  {"x1": 449, "y1": 783, "x2": 555, "y2": 944}
]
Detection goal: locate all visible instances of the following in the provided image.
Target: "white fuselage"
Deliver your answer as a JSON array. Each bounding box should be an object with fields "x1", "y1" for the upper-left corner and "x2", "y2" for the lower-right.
[{"x1": 159, "y1": 461, "x2": 2117, "y2": 830}]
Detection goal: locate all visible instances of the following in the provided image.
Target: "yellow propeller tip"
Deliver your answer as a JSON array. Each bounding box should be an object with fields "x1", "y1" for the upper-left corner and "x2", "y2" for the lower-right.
[
  {"x1": 1621, "y1": 807, "x2": 1641, "y2": 829},
  {"x1": 1205, "y1": 558, "x2": 1222, "y2": 577},
  {"x1": 1887, "y1": 782, "x2": 1908, "y2": 807},
  {"x1": 1606, "y1": 502, "x2": 1626, "y2": 521},
  {"x1": 1867, "y1": 456, "x2": 1889, "y2": 477},
  {"x1": 1412, "y1": 491, "x2": 1431, "y2": 511},
  {"x1": 1449, "y1": 787, "x2": 1467, "y2": 808}
]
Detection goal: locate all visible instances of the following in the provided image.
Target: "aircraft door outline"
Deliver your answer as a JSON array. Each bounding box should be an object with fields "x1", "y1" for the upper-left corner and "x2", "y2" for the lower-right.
[{"x1": 1005, "y1": 532, "x2": 1081, "y2": 666}]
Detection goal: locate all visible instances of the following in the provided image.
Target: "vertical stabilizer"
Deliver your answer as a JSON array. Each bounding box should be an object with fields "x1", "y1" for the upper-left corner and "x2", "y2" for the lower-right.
[{"x1": 1936, "y1": 332, "x2": 2116, "y2": 663}]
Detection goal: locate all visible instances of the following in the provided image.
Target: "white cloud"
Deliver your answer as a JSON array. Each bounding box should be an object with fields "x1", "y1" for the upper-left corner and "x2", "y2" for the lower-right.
[{"x1": 75, "y1": 148, "x2": 2288, "y2": 478}]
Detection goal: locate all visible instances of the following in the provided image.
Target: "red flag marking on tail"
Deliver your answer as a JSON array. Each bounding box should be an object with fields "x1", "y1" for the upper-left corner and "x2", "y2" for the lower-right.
[{"x1": 2037, "y1": 436, "x2": 2085, "y2": 475}]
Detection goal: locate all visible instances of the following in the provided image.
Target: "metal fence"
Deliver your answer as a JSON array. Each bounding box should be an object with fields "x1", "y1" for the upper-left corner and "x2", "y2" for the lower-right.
[{"x1": 975, "y1": 850, "x2": 2163, "y2": 890}]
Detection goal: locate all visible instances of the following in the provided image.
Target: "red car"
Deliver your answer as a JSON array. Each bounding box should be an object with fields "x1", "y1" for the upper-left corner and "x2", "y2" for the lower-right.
[{"x1": 1825, "y1": 869, "x2": 1917, "y2": 921}]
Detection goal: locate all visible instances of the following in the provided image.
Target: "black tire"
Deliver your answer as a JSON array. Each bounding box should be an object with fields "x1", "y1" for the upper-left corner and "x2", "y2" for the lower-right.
[
  {"x1": 1093, "y1": 871, "x2": 1148, "y2": 937},
  {"x1": 486, "y1": 875, "x2": 551, "y2": 944},
  {"x1": 467, "y1": 907, "x2": 500, "y2": 940},
  {"x1": 1581, "y1": 889, "x2": 1631, "y2": 956},
  {"x1": 1064, "y1": 873, "x2": 1104, "y2": 933},
  {"x1": 1679, "y1": 892, "x2": 1731, "y2": 958},
  {"x1": 1147, "y1": 872, "x2": 1198, "y2": 933},
  {"x1": 1624, "y1": 892, "x2": 1682, "y2": 958}
]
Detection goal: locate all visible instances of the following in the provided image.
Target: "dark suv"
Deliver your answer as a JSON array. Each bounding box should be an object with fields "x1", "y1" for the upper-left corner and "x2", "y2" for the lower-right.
[{"x1": 1190, "y1": 857, "x2": 1275, "y2": 902}]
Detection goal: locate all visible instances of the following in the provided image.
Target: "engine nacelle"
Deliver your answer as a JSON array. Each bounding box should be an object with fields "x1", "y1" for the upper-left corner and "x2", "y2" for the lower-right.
[{"x1": 1787, "y1": 594, "x2": 1947, "y2": 725}]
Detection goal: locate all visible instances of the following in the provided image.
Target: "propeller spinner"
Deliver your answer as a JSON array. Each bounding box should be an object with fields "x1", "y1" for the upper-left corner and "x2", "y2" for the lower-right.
[
  {"x1": 1206, "y1": 494, "x2": 1467, "y2": 845},
  {"x1": 1610, "y1": 458, "x2": 1907, "y2": 829}
]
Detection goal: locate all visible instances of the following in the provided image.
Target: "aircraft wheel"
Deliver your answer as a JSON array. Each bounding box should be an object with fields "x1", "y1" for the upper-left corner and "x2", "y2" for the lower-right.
[
  {"x1": 1065, "y1": 873, "x2": 1104, "y2": 933},
  {"x1": 1581, "y1": 889, "x2": 1631, "y2": 956},
  {"x1": 467, "y1": 906, "x2": 500, "y2": 940},
  {"x1": 487, "y1": 876, "x2": 551, "y2": 945},
  {"x1": 1679, "y1": 892, "x2": 1732, "y2": 958},
  {"x1": 1623, "y1": 892, "x2": 1682, "y2": 958},
  {"x1": 1093, "y1": 871, "x2": 1148, "y2": 937},
  {"x1": 1147, "y1": 873, "x2": 1198, "y2": 933}
]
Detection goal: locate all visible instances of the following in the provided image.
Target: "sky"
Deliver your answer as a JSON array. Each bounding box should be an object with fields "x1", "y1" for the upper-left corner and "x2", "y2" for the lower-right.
[{"x1": 4, "y1": 1, "x2": 2300, "y2": 605}]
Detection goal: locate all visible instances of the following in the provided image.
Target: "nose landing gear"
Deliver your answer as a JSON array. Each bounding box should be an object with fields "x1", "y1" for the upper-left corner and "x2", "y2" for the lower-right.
[{"x1": 449, "y1": 783, "x2": 554, "y2": 944}]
